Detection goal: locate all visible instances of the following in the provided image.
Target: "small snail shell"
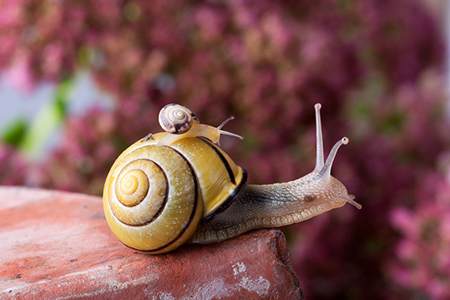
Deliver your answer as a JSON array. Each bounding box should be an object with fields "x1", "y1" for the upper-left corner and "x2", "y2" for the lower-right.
[
  {"x1": 158, "y1": 103, "x2": 198, "y2": 134},
  {"x1": 103, "y1": 135, "x2": 246, "y2": 253}
]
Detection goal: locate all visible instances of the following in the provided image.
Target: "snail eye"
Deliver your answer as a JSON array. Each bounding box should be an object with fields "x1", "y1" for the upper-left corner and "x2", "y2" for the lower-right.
[{"x1": 303, "y1": 195, "x2": 316, "y2": 202}]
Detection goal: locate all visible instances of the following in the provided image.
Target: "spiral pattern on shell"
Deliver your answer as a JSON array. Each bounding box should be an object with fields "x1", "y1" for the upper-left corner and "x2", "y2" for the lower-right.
[
  {"x1": 158, "y1": 103, "x2": 196, "y2": 134},
  {"x1": 103, "y1": 143, "x2": 203, "y2": 254}
]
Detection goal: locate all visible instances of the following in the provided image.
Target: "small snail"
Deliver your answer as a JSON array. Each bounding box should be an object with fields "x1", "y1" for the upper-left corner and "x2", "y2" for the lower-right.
[{"x1": 103, "y1": 103, "x2": 361, "y2": 254}]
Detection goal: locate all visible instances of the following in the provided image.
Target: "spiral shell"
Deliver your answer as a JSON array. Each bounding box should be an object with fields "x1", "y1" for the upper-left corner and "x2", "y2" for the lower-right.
[
  {"x1": 158, "y1": 104, "x2": 197, "y2": 134},
  {"x1": 103, "y1": 135, "x2": 246, "y2": 254}
]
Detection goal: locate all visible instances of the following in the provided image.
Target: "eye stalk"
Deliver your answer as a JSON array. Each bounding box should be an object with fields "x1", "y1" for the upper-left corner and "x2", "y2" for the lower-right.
[{"x1": 319, "y1": 137, "x2": 349, "y2": 177}]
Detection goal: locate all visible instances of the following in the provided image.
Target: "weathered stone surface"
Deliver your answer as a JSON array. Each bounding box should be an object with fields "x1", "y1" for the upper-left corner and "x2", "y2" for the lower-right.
[{"x1": 0, "y1": 187, "x2": 302, "y2": 299}]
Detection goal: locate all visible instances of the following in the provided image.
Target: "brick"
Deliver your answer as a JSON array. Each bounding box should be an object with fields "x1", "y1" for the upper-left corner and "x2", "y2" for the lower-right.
[{"x1": 0, "y1": 187, "x2": 302, "y2": 299}]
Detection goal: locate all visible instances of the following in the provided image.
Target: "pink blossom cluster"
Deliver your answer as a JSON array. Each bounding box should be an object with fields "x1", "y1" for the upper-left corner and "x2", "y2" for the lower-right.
[
  {"x1": 0, "y1": 144, "x2": 28, "y2": 185},
  {"x1": 390, "y1": 174, "x2": 450, "y2": 300}
]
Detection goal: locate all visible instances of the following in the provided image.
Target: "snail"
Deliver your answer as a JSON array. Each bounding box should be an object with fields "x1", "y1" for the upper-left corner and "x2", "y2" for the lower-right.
[{"x1": 103, "y1": 103, "x2": 361, "y2": 254}]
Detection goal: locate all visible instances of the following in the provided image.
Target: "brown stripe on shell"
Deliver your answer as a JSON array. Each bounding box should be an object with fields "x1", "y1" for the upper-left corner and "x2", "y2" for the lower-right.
[
  {"x1": 111, "y1": 160, "x2": 169, "y2": 227},
  {"x1": 203, "y1": 169, "x2": 248, "y2": 221},
  {"x1": 198, "y1": 137, "x2": 236, "y2": 184},
  {"x1": 138, "y1": 147, "x2": 200, "y2": 253}
]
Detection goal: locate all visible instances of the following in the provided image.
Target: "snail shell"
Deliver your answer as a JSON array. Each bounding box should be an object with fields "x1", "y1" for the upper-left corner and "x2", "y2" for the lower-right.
[
  {"x1": 158, "y1": 103, "x2": 198, "y2": 134},
  {"x1": 103, "y1": 135, "x2": 246, "y2": 254}
]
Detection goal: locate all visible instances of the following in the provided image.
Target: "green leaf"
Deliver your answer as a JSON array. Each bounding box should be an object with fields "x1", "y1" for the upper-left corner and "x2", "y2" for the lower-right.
[
  {"x1": 1, "y1": 118, "x2": 29, "y2": 147},
  {"x1": 20, "y1": 78, "x2": 73, "y2": 158}
]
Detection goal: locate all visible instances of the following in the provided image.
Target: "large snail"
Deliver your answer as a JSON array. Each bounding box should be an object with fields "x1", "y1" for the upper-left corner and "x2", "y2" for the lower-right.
[{"x1": 103, "y1": 103, "x2": 361, "y2": 254}]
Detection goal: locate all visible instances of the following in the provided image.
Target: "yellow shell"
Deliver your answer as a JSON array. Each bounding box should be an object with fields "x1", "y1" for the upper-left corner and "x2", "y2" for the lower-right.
[{"x1": 103, "y1": 133, "x2": 246, "y2": 254}]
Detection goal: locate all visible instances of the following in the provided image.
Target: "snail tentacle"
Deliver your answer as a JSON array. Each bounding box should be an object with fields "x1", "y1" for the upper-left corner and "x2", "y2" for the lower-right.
[
  {"x1": 314, "y1": 103, "x2": 324, "y2": 172},
  {"x1": 215, "y1": 115, "x2": 243, "y2": 145},
  {"x1": 217, "y1": 116, "x2": 235, "y2": 130},
  {"x1": 319, "y1": 137, "x2": 349, "y2": 177}
]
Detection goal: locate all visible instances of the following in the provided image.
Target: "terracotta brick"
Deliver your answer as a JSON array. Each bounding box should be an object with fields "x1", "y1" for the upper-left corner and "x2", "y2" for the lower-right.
[{"x1": 0, "y1": 187, "x2": 302, "y2": 299}]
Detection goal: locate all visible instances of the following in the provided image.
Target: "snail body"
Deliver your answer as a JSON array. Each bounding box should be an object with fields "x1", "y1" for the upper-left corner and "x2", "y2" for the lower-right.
[{"x1": 103, "y1": 103, "x2": 361, "y2": 254}]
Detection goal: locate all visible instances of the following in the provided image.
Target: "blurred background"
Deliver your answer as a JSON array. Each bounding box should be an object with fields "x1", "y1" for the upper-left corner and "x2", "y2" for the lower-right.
[{"x1": 0, "y1": 0, "x2": 449, "y2": 298}]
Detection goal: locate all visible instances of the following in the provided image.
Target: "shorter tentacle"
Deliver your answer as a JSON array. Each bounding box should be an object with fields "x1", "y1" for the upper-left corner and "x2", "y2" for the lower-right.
[
  {"x1": 319, "y1": 137, "x2": 348, "y2": 177},
  {"x1": 345, "y1": 194, "x2": 362, "y2": 209},
  {"x1": 217, "y1": 116, "x2": 235, "y2": 130}
]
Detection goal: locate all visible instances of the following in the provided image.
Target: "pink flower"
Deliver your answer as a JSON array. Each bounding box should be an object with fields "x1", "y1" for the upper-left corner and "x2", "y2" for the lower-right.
[{"x1": 4, "y1": 57, "x2": 35, "y2": 92}]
